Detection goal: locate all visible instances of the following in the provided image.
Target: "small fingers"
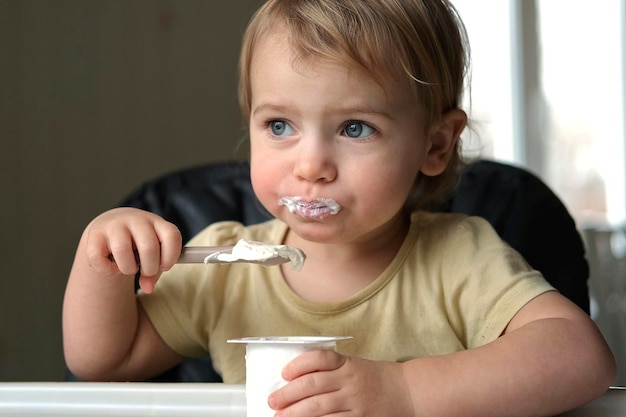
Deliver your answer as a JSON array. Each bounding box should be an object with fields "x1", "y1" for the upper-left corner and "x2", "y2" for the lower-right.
[
  {"x1": 268, "y1": 350, "x2": 347, "y2": 411},
  {"x1": 154, "y1": 220, "x2": 183, "y2": 270},
  {"x1": 137, "y1": 274, "x2": 160, "y2": 294},
  {"x1": 86, "y1": 211, "x2": 141, "y2": 276},
  {"x1": 271, "y1": 357, "x2": 406, "y2": 417},
  {"x1": 85, "y1": 230, "x2": 121, "y2": 275},
  {"x1": 133, "y1": 232, "x2": 164, "y2": 277},
  {"x1": 271, "y1": 389, "x2": 349, "y2": 417},
  {"x1": 84, "y1": 208, "x2": 182, "y2": 279},
  {"x1": 135, "y1": 221, "x2": 181, "y2": 294},
  {"x1": 282, "y1": 350, "x2": 346, "y2": 381},
  {"x1": 131, "y1": 217, "x2": 182, "y2": 277},
  {"x1": 108, "y1": 231, "x2": 141, "y2": 275}
]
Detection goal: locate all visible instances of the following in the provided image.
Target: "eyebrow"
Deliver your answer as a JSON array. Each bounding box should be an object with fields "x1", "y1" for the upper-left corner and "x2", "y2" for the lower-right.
[
  {"x1": 252, "y1": 103, "x2": 297, "y2": 117},
  {"x1": 252, "y1": 103, "x2": 396, "y2": 121}
]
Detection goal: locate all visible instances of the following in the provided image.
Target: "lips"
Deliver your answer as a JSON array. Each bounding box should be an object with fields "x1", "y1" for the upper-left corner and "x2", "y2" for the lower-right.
[{"x1": 278, "y1": 196, "x2": 341, "y2": 220}]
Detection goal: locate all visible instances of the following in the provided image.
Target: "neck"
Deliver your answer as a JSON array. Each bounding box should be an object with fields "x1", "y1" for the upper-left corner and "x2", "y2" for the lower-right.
[{"x1": 281, "y1": 214, "x2": 410, "y2": 303}]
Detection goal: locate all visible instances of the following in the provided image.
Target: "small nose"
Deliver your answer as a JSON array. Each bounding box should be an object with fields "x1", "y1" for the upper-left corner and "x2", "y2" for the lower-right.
[{"x1": 293, "y1": 139, "x2": 337, "y2": 183}]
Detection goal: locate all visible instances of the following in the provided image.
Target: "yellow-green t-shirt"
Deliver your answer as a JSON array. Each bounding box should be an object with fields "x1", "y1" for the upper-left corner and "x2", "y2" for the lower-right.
[{"x1": 138, "y1": 211, "x2": 554, "y2": 383}]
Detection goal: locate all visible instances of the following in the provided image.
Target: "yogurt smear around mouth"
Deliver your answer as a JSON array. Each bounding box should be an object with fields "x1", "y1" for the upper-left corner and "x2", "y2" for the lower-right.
[{"x1": 278, "y1": 196, "x2": 341, "y2": 220}]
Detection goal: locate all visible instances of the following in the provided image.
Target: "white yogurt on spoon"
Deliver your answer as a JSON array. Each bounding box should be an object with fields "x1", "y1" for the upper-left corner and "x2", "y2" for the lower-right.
[{"x1": 204, "y1": 239, "x2": 306, "y2": 271}]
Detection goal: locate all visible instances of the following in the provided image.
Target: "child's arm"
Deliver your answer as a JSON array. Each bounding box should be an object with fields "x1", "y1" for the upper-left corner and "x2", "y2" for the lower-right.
[
  {"x1": 269, "y1": 291, "x2": 616, "y2": 417},
  {"x1": 62, "y1": 207, "x2": 185, "y2": 381}
]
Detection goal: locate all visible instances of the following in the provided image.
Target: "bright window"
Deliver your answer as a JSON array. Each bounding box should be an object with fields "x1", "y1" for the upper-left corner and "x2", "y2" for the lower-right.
[
  {"x1": 538, "y1": 0, "x2": 625, "y2": 225},
  {"x1": 454, "y1": 0, "x2": 626, "y2": 226}
]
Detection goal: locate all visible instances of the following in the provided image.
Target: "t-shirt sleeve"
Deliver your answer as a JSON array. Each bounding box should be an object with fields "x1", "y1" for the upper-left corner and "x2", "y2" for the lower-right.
[{"x1": 436, "y1": 216, "x2": 555, "y2": 348}]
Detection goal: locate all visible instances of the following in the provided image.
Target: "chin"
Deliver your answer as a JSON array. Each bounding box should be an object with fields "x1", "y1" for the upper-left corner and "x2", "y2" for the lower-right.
[{"x1": 281, "y1": 216, "x2": 335, "y2": 238}]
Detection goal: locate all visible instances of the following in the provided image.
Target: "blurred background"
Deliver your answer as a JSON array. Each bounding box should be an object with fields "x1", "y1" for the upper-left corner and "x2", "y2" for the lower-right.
[{"x1": 1, "y1": 0, "x2": 625, "y2": 383}]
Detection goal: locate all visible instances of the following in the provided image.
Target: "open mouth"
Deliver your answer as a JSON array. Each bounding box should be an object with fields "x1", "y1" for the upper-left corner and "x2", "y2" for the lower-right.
[{"x1": 278, "y1": 196, "x2": 341, "y2": 219}]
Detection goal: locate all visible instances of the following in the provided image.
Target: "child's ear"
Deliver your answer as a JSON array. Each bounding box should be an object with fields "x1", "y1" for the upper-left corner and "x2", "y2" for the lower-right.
[{"x1": 420, "y1": 108, "x2": 467, "y2": 176}]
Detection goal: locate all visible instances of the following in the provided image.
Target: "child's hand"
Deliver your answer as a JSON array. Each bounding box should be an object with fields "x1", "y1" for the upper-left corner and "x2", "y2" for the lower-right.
[
  {"x1": 268, "y1": 350, "x2": 414, "y2": 417},
  {"x1": 83, "y1": 207, "x2": 182, "y2": 293}
]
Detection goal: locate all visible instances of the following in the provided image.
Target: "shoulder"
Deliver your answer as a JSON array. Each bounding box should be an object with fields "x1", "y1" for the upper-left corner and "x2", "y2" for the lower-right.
[
  {"x1": 408, "y1": 211, "x2": 532, "y2": 275},
  {"x1": 407, "y1": 211, "x2": 553, "y2": 346},
  {"x1": 410, "y1": 211, "x2": 501, "y2": 249}
]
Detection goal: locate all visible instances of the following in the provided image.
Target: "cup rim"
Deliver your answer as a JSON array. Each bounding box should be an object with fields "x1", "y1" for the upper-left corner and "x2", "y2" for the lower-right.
[{"x1": 227, "y1": 336, "x2": 352, "y2": 345}]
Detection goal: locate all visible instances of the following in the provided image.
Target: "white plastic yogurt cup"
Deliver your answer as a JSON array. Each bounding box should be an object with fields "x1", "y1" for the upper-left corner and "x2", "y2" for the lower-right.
[{"x1": 228, "y1": 336, "x2": 352, "y2": 417}]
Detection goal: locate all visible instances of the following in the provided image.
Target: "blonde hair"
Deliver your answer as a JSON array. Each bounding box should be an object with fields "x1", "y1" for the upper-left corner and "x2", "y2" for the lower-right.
[{"x1": 238, "y1": 0, "x2": 470, "y2": 210}]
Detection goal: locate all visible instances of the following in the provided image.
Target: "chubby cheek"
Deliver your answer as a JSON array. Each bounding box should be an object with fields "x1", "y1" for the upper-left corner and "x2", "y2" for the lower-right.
[
  {"x1": 355, "y1": 174, "x2": 412, "y2": 219},
  {"x1": 250, "y1": 155, "x2": 283, "y2": 217}
]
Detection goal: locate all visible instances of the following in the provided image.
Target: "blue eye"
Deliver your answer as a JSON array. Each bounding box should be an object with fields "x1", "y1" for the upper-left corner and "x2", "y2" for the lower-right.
[
  {"x1": 269, "y1": 120, "x2": 294, "y2": 137},
  {"x1": 343, "y1": 121, "x2": 375, "y2": 139}
]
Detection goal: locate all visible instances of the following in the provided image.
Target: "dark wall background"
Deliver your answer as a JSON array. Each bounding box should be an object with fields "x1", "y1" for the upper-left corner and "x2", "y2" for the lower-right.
[{"x1": 0, "y1": 0, "x2": 264, "y2": 381}]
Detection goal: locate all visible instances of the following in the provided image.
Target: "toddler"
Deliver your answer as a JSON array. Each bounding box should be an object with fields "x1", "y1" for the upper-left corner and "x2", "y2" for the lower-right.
[{"x1": 64, "y1": 1, "x2": 615, "y2": 416}]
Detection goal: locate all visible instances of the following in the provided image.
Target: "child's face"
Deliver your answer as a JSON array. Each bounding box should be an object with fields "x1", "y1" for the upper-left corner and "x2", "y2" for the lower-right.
[{"x1": 248, "y1": 29, "x2": 435, "y2": 244}]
